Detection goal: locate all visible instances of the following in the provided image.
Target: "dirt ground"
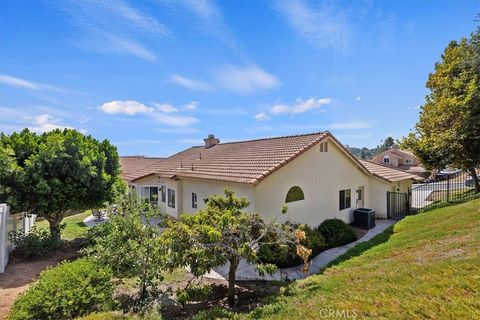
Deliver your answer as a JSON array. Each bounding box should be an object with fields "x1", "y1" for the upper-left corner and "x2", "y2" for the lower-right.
[{"x1": 0, "y1": 246, "x2": 80, "y2": 319}]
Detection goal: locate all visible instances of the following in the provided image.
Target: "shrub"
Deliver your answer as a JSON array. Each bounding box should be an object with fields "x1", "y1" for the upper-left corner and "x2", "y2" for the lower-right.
[
  {"x1": 9, "y1": 225, "x2": 64, "y2": 259},
  {"x1": 257, "y1": 223, "x2": 325, "y2": 268},
  {"x1": 318, "y1": 219, "x2": 357, "y2": 248},
  {"x1": 8, "y1": 258, "x2": 115, "y2": 320}
]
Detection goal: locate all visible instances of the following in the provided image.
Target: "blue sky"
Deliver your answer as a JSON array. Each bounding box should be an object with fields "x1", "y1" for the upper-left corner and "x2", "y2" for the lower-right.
[{"x1": 1, "y1": 0, "x2": 479, "y2": 156}]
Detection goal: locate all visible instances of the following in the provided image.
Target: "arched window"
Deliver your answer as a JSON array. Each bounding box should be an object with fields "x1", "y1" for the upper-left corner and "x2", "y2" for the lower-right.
[{"x1": 285, "y1": 186, "x2": 305, "y2": 203}]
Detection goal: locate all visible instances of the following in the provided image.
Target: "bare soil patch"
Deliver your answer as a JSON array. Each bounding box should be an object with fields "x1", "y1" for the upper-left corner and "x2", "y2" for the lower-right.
[{"x1": 0, "y1": 242, "x2": 82, "y2": 319}]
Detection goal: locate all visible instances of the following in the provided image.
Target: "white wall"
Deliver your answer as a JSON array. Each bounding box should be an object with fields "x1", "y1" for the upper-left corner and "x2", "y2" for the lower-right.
[{"x1": 254, "y1": 140, "x2": 371, "y2": 226}]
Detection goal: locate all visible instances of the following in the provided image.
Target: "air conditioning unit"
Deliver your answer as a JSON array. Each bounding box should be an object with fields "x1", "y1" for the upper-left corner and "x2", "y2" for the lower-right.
[{"x1": 353, "y1": 208, "x2": 376, "y2": 229}]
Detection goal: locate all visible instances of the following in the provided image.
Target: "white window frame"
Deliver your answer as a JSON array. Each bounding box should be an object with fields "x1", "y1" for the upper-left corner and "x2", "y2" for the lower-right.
[
  {"x1": 167, "y1": 188, "x2": 176, "y2": 208},
  {"x1": 405, "y1": 159, "x2": 413, "y2": 164},
  {"x1": 383, "y1": 156, "x2": 390, "y2": 164},
  {"x1": 192, "y1": 192, "x2": 197, "y2": 209},
  {"x1": 138, "y1": 185, "x2": 159, "y2": 207},
  {"x1": 339, "y1": 189, "x2": 351, "y2": 210}
]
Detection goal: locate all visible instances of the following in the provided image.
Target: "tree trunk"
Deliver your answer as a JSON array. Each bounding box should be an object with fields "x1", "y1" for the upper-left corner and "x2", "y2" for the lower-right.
[
  {"x1": 47, "y1": 215, "x2": 63, "y2": 240},
  {"x1": 468, "y1": 168, "x2": 480, "y2": 193},
  {"x1": 227, "y1": 257, "x2": 239, "y2": 307}
]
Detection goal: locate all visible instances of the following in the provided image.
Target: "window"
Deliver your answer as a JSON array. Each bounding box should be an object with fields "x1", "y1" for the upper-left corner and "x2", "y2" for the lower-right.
[
  {"x1": 161, "y1": 186, "x2": 166, "y2": 203},
  {"x1": 383, "y1": 156, "x2": 390, "y2": 164},
  {"x1": 405, "y1": 159, "x2": 412, "y2": 164},
  {"x1": 139, "y1": 186, "x2": 158, "y2": 206},
  {"x1": 192, "y1": 192, "x2": 198, "y2": 209},
  {"x1": 167, "y1": 188, "x2": 176, "y2": 208},
  {"x1": 319, "y1": 141, "x2": 329, "y2": 152},
  {"x1": 285, "y1": 186, "x2": 305, "y2": 203},
  {"x1": 339, "y1": 189, "x2": 351, "y2": 210}
]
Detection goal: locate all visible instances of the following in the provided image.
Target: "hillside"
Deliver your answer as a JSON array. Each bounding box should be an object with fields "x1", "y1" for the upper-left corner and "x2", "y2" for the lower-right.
[{"x1": 244, "y1": 198, "x2": 480, "y2": 319}]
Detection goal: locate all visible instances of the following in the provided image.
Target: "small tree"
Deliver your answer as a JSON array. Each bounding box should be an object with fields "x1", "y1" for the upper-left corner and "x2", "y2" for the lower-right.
[
  {"x1": 401, "y1": 33, "x2": 480, "y2": 192},
  {"x1": 161, "y1": 188, "x2": 303, "y2": 306},
  {"x1": 84, "y1": 194, "x2": 166, "y2": 303},
  {"x1": 0, "y1": 129, "x2": 123, "y2": 239}
]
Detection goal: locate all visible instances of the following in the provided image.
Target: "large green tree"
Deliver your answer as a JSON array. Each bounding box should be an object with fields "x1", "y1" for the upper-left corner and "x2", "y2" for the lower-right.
[
  {"x1": 0, "y1": 129, "x2": 123, "y2": 238},
  {"x1": 401, "y1": 34, "x2": 480, "y2": 192}
]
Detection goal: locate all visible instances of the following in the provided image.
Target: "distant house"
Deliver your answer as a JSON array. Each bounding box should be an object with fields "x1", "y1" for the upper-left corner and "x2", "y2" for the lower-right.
[
  {"x1": 120, "y1": 132, "x2": 418, "y2": 226},
  {"x1": 371, "y1": 148, "x2": 430, "y2": 179}
]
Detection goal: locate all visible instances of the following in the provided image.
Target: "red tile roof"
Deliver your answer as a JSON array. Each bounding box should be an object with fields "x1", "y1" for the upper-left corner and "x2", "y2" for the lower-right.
[
  {"x1": 123, "y1": 132, "x2": 416, "y2": 185},
  {"x1": 125, "y1": 132, "x2": 332, "y2": 184},
  {"x1": 359, "y1": 159, "x2": 421, "y2": 182},
  {"x1": 119, "y1": 156, "x2": 165, "y2": 179}
]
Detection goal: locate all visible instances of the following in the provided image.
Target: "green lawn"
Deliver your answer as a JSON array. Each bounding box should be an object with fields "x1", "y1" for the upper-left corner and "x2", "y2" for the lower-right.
[
  {"x1": 36, "y1": 210, "x2": 92, "y2": 240},
  {"x1": 236, "y1": 198, "x2": 480, "y2": 319}
]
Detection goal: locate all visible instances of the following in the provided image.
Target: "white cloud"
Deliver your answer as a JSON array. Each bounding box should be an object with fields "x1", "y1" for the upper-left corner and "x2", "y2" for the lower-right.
[
  {"x1": 29, "y1": 114, "x2": 74, "y2": 133},
  {"x1": 108, "y1": 36, "x2": 157, "y2": 61},
  {"x1": 214, "y1": 65, "x2": 280, "y2": 94},
  {"x1": 0, "y1": 74, "x2": 67, "y2": 92},
  {"x1": 170, "y1": 74, "x2": 213, "y2": 91},
  {"x1": 155, "y1": 103, "x2": 178, "y2": 113},
  {"x1": 356, "y1": 96, "x2": 361, "y2": 101},
  {"x1": 0, "y1": 74, "x2": 39, "y2": 90},
  {"x1": 100, "y1": 100, "x2": 154, "y2": 115},
  {"x1": 270, "y1": 98, "x2": 330, "y2": 115},
  {"x1": 99, "y1": 100, "x2": 199, "y2": 127},
  {"x1": 275, "y1": 0, "x2": 350, "y2": 51},
  {"x1": 182, "y1": 101, "x2": 199, "y2": 111},
  {"x1": 326, "y1": 120, "x2": 372, "y2": 130},
  {"x1": 52, "y1": 0, "x2": 167, "y2": 61},
  {"x1": 254, "y1": 112, "x2": 270, "y2": 121}
]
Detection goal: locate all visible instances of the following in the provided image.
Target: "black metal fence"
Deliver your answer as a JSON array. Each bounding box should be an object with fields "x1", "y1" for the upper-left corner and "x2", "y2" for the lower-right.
[
  {"x1": 410, "y1": 167, "x2": 480, "y2": 213},
  {"x1": 387, "y1": 191, "x2": 409, "y2": 220}
]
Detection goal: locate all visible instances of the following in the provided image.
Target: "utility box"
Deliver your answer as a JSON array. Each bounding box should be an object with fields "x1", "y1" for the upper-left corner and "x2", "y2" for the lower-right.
[{"x1": 353, "y1": 208, "x2": 376, "y2": 229}]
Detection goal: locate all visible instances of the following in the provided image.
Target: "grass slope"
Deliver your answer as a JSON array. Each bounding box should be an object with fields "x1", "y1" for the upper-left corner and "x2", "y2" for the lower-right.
[{"x1": 246, "y1": 199, "x2": 480, "y2": 319}]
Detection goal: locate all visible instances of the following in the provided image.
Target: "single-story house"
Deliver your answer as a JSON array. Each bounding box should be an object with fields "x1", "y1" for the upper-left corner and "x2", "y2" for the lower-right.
[{"x1": 120, "y1": 132, "x2": 418, "y2": 226}]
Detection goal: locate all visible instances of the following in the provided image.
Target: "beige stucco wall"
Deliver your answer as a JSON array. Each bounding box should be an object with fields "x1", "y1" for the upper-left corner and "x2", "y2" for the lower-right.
[
  {"x1": 254, "y1": 139, "x2": 372, "y2": 226},
  {"x1": 179, "y1": 178, "x2": 255, "y2": 214}
]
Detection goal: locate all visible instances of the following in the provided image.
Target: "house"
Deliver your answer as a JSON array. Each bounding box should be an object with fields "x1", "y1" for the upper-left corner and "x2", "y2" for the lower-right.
[
  {"x1": 120, "y1": 132, "x2": 419, "y2": 226},
  {"x1": 371, "y1": 147, "x2": 430, "y2": 178}
]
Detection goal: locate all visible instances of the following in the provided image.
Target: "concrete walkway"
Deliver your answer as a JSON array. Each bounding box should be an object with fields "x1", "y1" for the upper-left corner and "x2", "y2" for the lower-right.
[{"x1": 204, "y1": 219, "x2": 396, "y2": 281}]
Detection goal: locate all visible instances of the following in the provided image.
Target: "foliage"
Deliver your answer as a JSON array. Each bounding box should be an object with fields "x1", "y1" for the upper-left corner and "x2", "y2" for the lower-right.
[
  {"x1": 242, "y1": 198, "x2": 480, "y2": 320},
  {"x1": 160, "y1": 188, "x2": 295, "y2": 306},
  {"x1": 8, "y1": 258, "x2": 114, "y2": 320},
  {"x1": 9, "y1": 225, "x2": 64, "y2": 259},
  {"x1": 84, "y1": 195, "x2": 166, "y2": 303},
  {"x1": 257, "y1": 223, "x2": 324, "y2": 268},
  {"x1": 317, "y1": 219, "x2": 357, "y2": 248},
  {"x1": 176, "y1": 284, "x2": 214, "y2": 307},
  {"x1": 400, "y1": 31, "x2": 480, "y2": 192},
  {"x1": 0, "y1": 129, "x2": 124, "y2": 239},
  {"x1": 192, "y1": 307, "x2": 237, "y2": 320}
]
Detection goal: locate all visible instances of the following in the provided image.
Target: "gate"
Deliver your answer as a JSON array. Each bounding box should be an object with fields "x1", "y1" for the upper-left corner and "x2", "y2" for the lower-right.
[{"x1": 387, "y1": 191, "x2": 409, "y2": 220}]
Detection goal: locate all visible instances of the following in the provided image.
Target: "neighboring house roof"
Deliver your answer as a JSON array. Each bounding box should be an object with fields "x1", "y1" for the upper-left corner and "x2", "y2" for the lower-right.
[
  {"x1": 126, "y1": 132, "x2": 373, "y2": 185},
  {"x1": 120, "y1": 156, "x2": 165, "y2": 179},
  {"x1": 359, "y1": 159, "x2": 421, "y2": 182}
]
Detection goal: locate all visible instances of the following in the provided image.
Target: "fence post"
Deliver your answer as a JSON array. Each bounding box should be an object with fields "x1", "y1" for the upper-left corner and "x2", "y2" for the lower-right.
[{"x1": 446, "y1": 173, "x2": 450, "y2": 203}]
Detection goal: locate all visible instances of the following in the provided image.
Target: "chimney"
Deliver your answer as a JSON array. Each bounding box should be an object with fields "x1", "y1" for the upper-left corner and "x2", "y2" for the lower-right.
[{"x1": 204, "y1": 134, "x2": 220, "y2": 148}]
